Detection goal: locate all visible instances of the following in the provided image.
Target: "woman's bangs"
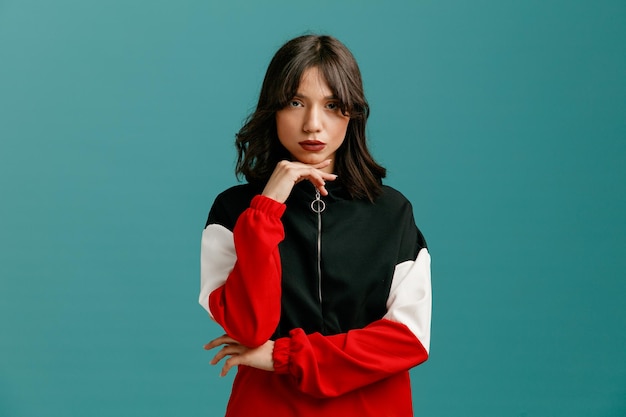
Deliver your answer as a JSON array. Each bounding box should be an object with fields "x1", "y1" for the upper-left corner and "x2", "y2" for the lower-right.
[
  {"x1": 320, "y1": 61, "x2": 353, "y2": 115},
  {"x1": 276, "y1": 67, "x2": 303, "y2": 108}
]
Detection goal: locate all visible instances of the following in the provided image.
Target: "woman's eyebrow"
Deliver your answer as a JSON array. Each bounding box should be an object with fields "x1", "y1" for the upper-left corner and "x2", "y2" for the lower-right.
[{"x1": 294, "y1": 93, "x2": 338, "y2": 100}]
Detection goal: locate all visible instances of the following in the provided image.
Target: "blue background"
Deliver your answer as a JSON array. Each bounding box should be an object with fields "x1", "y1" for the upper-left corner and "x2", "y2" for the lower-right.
[{"x1": 1, "y1": 1, "x2": 625, "y2": 416}]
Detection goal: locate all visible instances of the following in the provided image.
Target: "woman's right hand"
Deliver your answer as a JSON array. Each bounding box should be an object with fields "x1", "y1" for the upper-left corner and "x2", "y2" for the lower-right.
[{"x1": 262, "y1": 159, "x2": 338, "y2": 204}]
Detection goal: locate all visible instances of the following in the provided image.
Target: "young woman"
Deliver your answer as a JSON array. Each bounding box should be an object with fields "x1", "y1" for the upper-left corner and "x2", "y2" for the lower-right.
[{"x1": 199, "y1": 34, "x2": 432, "y2": 417}]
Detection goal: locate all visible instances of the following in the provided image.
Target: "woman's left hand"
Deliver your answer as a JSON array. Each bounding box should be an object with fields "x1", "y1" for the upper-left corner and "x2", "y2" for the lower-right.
[{"x1": 204, "y1": 335, "x2": 275, "y2": 377}]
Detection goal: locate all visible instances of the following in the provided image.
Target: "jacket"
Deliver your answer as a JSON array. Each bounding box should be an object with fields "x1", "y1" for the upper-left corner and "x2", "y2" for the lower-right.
[{"x1": 199, "y1": 180, "x2": 432, "y2": 416}]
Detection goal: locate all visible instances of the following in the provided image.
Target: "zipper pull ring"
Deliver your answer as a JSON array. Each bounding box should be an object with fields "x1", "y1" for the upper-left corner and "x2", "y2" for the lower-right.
[{"x1": 310, "y1": 190, "x2": 326, "y2": 213}]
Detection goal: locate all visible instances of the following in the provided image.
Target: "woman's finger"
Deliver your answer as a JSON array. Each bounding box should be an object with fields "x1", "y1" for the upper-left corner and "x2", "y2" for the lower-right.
[
  {"x1": 210, "y1": 344, "x2": 245, "y2": 365},
  {"x1": 310, "y1": 159, "x2": 333, "y2": 169},
  {"x1": 305, "y1": 171, "x2": 337, "y2": 196},
  {"x1": 221, "y1": 355, "x2": 241, "y2": 377},
  {"x1": 204, "y1": 334, "x2": 239, "y2": 350}
]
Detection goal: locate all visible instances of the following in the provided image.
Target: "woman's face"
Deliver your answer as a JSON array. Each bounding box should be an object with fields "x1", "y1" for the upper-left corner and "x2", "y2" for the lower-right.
[{"x1": 275, "y1": 67, "x2": 350, "y2": 173}]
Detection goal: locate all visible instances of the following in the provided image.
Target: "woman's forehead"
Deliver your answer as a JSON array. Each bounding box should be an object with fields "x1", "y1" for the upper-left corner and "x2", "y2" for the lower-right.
[{"x1": 296, "y1": 65, "x2": 347, "y2": 99}]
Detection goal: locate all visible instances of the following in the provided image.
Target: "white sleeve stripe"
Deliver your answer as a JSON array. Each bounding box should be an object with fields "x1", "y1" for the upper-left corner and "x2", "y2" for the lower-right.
[
  {"x1": 199, "y1": 224, "x2": 236, "y2": 318},
  {"x1": 384, "y1": 248, "x2": 432, "y2": 353}
]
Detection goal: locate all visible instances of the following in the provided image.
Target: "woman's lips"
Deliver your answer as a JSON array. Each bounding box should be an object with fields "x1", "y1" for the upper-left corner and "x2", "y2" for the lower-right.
[{"x1": 299, "y1": 140, "x2": 326, "y2": 152}]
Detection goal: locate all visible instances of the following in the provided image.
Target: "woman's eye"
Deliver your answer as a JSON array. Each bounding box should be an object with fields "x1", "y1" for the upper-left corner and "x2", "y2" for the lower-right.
[
  {"x1": 289, "y1": 100, "x2": 302, "y2": 107},
  {"x1": 326, "y1": 102, "x2": 338, "y2": 110}
]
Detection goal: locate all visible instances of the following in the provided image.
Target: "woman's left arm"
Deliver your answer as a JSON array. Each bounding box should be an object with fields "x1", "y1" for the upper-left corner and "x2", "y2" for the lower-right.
[{"x1": 271, "y1": 248, "x2": 431, "y2": 398}]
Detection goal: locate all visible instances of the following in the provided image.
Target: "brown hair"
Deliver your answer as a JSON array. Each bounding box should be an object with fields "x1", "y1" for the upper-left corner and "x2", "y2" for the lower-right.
[{"x1": 235, "y1": 34, "x2": 386, "y2": 201}]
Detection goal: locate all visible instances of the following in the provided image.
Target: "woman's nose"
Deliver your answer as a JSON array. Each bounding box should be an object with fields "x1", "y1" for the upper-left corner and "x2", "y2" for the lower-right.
[{"x1": 303, "y1": 107, "x2": 322, "y2": 133}]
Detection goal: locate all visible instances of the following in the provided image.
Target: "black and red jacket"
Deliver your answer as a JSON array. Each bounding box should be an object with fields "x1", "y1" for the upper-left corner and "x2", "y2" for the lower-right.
[{"x1": 199, "y1": 180, "x2": 432, "y2": 416}]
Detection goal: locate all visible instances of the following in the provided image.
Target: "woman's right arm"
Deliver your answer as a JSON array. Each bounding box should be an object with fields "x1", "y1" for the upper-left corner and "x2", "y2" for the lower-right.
[
  {"x1": 200, "y1": 160, "x2": 336, "y2": 348},
  {"x1": 200, "y1": 194, "x2": 286, "y2": 348}
]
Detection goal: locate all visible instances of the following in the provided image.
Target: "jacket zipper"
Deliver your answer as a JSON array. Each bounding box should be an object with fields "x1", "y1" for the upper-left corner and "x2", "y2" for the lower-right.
[{"x1": 310, "y1": 190, "x2": 326, "y2": 304}]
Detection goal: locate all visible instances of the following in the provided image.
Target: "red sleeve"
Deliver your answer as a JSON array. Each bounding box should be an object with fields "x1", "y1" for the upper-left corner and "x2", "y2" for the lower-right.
[
  {"x1": 209, "y1": 195, "x2": 286, "y2": 348},
  {"x1": 272, "y1": 318, "x2": 429, "y2": 398}
]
